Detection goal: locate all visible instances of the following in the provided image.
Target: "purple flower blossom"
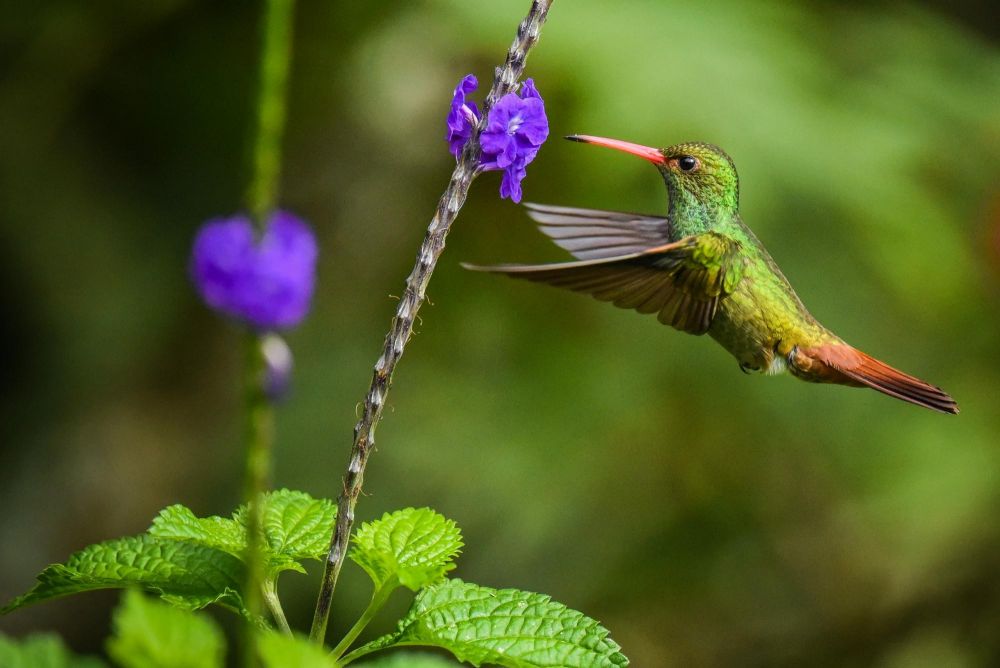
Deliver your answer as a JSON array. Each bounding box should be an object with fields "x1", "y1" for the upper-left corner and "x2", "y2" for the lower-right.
[
  {"x1": 191, "y1": 210, "x2": 317, "y2": 330},
  {"x1": 445, "y1": 74, "x2": 549, "y2": 203},
  {"x1": 446, "y1": 74, "x2": 479, "y2": 158}
]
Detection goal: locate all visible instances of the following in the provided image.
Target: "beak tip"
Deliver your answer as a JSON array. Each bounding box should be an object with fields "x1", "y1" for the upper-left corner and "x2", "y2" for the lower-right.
[{"x1": 562, "y1": 134, "x2": 664, "y2": 165}]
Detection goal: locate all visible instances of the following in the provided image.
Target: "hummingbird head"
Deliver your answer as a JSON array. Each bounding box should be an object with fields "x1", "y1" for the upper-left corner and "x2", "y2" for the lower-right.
[{"x1": 566, "y1": 135, "x2": 740, "y2": 213}]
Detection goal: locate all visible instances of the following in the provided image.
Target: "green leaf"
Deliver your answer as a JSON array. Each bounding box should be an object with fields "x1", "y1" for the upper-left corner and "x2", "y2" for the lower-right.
[
  {"x1": 349, "y1": 508, "x2": 462, "y2": 591},
  {"x1": 352, "y1": 579, "x2": 628, "y2": 668},
  {"x1": 150, "y1": 489, "x2": 336, "y2": 577},
  {"x1": 354, "y1": 652, "x2": 462, "y2": 667},
  {"x1": 148, "y1": 505, "x2": 246, "y2": 556},
  {"x1": 258, "y1": 631, "x2": 336, "y2": 668},
  {"x1": 0, "y1": 633, "x2": 106, "y2": 668},
  {"x1": 256, "y1": 489, "x2": 338, "y2": 562},
  {"x1": 107, "y1": 590, "x2": 225, "y2": 668},
  {"x1": 1, "y1": 535, "x2": 245, "y2": 615}
]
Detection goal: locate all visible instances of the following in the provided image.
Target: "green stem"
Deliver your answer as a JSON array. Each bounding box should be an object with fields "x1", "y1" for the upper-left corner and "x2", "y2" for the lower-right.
[
  {"x1": 248, "y1": 0, "x2": 295, "y2": 225},
  {"x1": 241, "y1": 0, "x2": 295, "y2": 664},
  {"x1": 339, "y1": 641, "x2": 392, "y2": 666},
  {"x1": 263, "y1": 578, "x2": 292, "y2": 635},
  {"x1": 330, "y1": 583, "x2": 396, "y2": 661},
  {"x1": 242, "y1": 334, "x2": 275, "y2": 666}
]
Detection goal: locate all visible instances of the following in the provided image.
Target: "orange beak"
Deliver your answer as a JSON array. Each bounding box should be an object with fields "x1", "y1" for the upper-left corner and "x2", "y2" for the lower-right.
[{"x1": 566, "y1": 134, "x2": 666, "y2": 165}]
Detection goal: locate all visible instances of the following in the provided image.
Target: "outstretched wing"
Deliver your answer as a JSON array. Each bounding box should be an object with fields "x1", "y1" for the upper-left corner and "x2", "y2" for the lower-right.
[
  {"x1": 464, "y1": 232, "x2": 744, "y2": 335},
  {"x1": 522, "y1": 202, "x2": 673, "y2": 260}
]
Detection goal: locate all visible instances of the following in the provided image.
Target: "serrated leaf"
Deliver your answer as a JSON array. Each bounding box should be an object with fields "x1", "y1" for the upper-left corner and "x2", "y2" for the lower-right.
[
  {"x1": 1, "y1": 535, "x2": 245, "y2": 615},
  {"x1": 257, "y1": 489, "x2": 338, "y2": 562},
  {"x1": 148, "y1": 505, "x2": 246, "y2": 556},
  {"x1": 349, "y1": 508, "x2": 463, "y2": 591},
  {"x1": 354, "y1": 652, "x2": 463, "y2": 667},
  {"x1": 258, "y1": 631, "x2": 336, "y2": 668},
  {"x1": 356, "y1": 579, "x2": 628, "y2": 668},
  {"x1": 107, "y1": 590, "x2": 224, "y2": 668},
  {"x1": 150, "y1": 489, "x2": 336, "y2": 578},
  {"x1": 0, "y1": 633, "x2": 107, "y2": 668}
]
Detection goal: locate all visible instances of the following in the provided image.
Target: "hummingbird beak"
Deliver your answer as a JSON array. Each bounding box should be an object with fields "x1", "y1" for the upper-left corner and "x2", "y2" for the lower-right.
[{"x1": 565, "y1": 134, "x2": 666, "y2": 165}]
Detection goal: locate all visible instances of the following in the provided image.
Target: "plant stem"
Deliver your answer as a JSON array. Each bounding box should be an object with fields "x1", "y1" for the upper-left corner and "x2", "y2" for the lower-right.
[
  {"x1": 308, "y1": 0, "x2": 555, "y2": 644},
  {"x1": 339, "y1": 642, "x2": 385, "y2": 666},
  {"x1": 242, "y1": 0, "x2": 295, "y2": 664},
  {"x1": 248, "y1": 0, "x2": 295, "y2": 224},
  {"x1": 263, "y1": 578, "x2": 292, "y2": 635},
  {"x1": 330, "y1": 583, "x2": 395, "y2": 660},
  {"x1": 242, "y1": 334, "x2": 275, "y2": 664}
]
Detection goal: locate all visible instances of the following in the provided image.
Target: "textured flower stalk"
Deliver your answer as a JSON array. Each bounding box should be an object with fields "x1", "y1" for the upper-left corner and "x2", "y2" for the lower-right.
[{"x1": 309, "y1": 0, "x2": 555, "y2": 643}]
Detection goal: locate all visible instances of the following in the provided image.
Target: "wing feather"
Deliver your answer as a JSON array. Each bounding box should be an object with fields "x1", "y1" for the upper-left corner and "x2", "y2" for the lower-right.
[
  {"x1": 523, "y1": 202, "x2": 672, "y2": 260},
  {"x1": 463, "y1": 232, "x2": 744, "y2": 335}
]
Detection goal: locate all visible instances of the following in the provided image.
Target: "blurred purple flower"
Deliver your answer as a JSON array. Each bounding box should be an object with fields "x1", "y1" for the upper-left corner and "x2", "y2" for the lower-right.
[
  {"x1": 445, "y1": 75, "x2": 549, "y2": 203},
  {"x1": 191, "y1": 210, "x2": 317, "y2": 330}
]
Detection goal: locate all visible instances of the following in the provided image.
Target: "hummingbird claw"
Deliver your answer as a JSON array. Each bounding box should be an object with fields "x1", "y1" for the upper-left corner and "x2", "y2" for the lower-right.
[
  {"x1": 739, "y1": 362, "x2": 758, "y2": 375},
  {"x1": 787, "y1": 345, "x2": 800, "y2": 366}
]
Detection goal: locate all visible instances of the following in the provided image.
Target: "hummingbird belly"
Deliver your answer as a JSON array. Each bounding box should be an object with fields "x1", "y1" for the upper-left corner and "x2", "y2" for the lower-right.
[
  {"x1": 708, "y1": 294, "x2": 779, "y2": 372},
  {"x1": 708, "y1": 277, "x2": 825, "y2": 375}
]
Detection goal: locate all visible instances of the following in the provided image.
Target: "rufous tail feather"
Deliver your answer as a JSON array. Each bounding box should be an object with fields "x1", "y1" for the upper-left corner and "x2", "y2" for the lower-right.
[{"x1": 794, "y1": 344, "x2": 958, "y2": 414}]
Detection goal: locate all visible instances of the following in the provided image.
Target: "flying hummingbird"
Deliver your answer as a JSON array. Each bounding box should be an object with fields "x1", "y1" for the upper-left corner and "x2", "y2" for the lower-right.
[{"x1": 464, "y1": 135, "x2": 958, "y2": 414}]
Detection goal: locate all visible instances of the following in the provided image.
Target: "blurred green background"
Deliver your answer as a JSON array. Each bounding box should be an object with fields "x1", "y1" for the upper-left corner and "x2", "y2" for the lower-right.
[{"x1": 2, "y1": 0, "x2": 999, "y2": 665}]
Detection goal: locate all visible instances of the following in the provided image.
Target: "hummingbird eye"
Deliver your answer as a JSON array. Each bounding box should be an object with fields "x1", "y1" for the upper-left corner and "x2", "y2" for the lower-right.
[{"x1": 677, "y1": 155, "x2": 699, "y2": 172}]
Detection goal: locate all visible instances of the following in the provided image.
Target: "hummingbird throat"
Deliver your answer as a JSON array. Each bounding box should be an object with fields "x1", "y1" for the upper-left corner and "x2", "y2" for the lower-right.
[{"x1": 663, "y1": 178, "x2": 739, "y2": 235}]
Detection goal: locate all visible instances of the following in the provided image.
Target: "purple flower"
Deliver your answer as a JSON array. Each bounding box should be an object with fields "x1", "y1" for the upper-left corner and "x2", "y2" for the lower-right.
[
  {"x1": 445, "y1": 75, "x2": 549, "y2": 203},
  {"x1": 191, "y1": 210, "x2": 317, "y2": 330},
  {"x1": 500, "y1": 162, "x2": 528, "y2": 203},
  {"x1": 446, "y1": 74, "x2": 480, "y2": 158}
]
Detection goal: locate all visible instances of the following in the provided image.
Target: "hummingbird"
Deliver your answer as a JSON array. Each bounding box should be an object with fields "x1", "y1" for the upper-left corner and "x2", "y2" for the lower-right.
[{"x1": 464, "y1": 135, "x2": 958, "y2": 414}]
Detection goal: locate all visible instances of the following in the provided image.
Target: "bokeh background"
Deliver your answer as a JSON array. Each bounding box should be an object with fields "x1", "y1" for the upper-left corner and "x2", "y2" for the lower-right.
[{"x1": 2, "y1": 0, "x2": 1000, "y2": 665}]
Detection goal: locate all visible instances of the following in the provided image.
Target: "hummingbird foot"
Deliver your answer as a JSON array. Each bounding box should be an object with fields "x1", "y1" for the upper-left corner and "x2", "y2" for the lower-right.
[
  {"x1": 739, "y1": 361, "x2": 760, "y2": 375},
  {"x1": 783, "y1": 345, "x2": 809, "y2": 377}
]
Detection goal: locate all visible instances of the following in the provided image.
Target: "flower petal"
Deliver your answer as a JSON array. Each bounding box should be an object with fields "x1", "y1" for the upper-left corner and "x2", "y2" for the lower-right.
[
  {"x1": 519, "y1": 78, "x2": 541, "y2": 100},
  {"x1": 512, "y1": 98, "x2": 549, "y2": 145},
  {"x1": 191, "y1": 211, "x2": 318, "y2": 330},
  {"x1": 191, "y1": 215, "x2": 256, "y2": 313},
  {"x1": 446, "y1": 74, "x2": 480, "y2": 157},
  {"x1": 457, "y1": 73, "x2": 478, "y2": 97},
  {"x1": 500, "y1": 161, "x2": 529, "y2": 203}
]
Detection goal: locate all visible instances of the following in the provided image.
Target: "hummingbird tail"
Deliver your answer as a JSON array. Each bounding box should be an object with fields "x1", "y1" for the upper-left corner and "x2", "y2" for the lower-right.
[{"x1": 794, "y1": 344, "x2": 959, "y2": 414}]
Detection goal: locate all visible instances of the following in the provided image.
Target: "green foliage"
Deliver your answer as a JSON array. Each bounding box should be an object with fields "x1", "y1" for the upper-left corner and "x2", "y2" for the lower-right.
[
  {"x1": 355, "y1": 652, "x2": 462, "y2": 667},
  {"x1": 107, "y1": 590, "x2": 225, "y2": 668},
  {"x1": 258, "y1": 631, "x2": 337, "y2": 668},
  {"x1": 1, "y1": 536, "x2": 245, "y2": 615},
  {"x1": 0, "y1": 633, "x2": 106, "y2": 668},
  {"x1": 3, "y1": 495, "x2": 629, "y2": 667},
  {"x1": 2, "y1": 490, "x2": 337, "y2": 620},
  {"x1": 148, "y1": 506, "x2": 246, "y2": 556},
  {"x1": 252, "y1": 489, "x2": 338, "y2": 570},
  {"x1": 349, "y1": 579, "x2": 628, "y2": 668},
  {"x1": 149, "y1": 489, "x2": 337, "y2": 578},
  {"x1": 350, "y1": 508, "x2": 463, "y2": 591}
]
